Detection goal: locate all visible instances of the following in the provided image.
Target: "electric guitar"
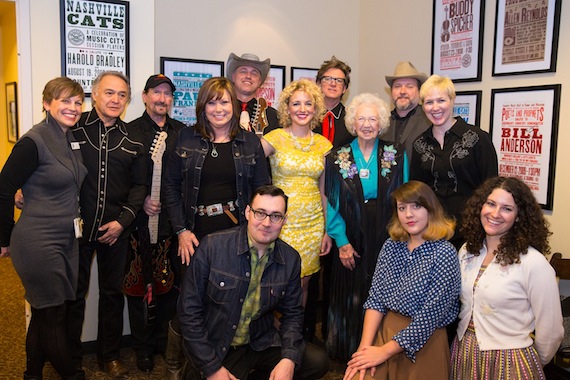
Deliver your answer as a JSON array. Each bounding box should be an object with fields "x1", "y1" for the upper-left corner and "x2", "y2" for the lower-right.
[
  {"x1": 149, "y1": 131, "x2": 167, "y2": 244},
  {"x1": 251, "y1": 98, "x2": 269, "y2": 135}
]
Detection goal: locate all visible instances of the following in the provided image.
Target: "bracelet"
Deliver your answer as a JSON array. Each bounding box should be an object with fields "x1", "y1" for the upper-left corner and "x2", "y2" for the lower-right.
[{"x1": 176, "y1": 228, "x2": 188, "y2": 235}]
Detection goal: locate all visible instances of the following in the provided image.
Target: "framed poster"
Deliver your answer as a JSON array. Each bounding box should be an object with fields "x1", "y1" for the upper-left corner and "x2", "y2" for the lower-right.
[
  {"x1": 256, "y1": 65, "x2": 285, "y2": 107},
  {"x1": 454, "y1": 90, "x2": 482, "y2": 125},
  {"x1": 60, "y1": 0, "x2": 130, "y2": 95},
  {"x1": 160, "y1": 57, "x2": 224, "y2": 126},
  {"x1": 431, "y1": 0, "x2": 485, "y2": 82},
  {"x1": 290, "y1": 67, "x2": 318, "y2": 83},
  {"x1": 492, "y1": 0, "x2": 561, "y2": 76},
  {"x1": 489, "y1": 85, "x2": 560, "y2": 210},
  {"x1": 6, "y1": 82, "x2": 18, "y2": 143}
]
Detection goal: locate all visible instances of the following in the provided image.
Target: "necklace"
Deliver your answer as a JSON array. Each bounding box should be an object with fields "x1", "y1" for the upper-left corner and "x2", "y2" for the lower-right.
[
  {"x1": 289, "y1": 129, "x2": 315, "y2": 152},
  {"x1": 358, "y1": 153, "x2": 375, "y2": 179},
  {"x1": 211, "y1": 135, "x2": 229, "y2": 158}
]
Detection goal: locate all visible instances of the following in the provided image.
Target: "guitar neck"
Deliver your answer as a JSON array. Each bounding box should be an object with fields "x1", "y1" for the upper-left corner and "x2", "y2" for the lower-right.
[{"x1": 148, "y1": 164, "x2": 162, "y2": 244}]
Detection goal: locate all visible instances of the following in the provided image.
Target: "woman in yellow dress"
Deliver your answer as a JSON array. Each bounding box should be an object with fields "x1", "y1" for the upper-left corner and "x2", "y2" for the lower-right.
[{"x1": 262, "y1": 79, "x2": 333, "y2": 305}]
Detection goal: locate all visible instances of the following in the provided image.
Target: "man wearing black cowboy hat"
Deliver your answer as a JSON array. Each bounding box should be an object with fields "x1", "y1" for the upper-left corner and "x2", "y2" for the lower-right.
[
  {"x1": 385, "y1": 61, "x2": 431, "y2": 162},
  {"x1": 226, "y1": 52, "x2": 280, "y2": 135}
]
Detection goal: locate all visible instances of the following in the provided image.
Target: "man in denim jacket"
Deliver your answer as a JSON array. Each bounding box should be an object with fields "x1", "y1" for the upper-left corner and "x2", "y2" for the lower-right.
[{"x1": 179, "y1": 185, "x2": 329, "y2": 379}]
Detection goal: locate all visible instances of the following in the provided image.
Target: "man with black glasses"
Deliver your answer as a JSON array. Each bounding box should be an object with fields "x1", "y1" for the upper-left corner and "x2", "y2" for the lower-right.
[{"x1": 179, "y1": 185, "x2": 329, "y2": 379}]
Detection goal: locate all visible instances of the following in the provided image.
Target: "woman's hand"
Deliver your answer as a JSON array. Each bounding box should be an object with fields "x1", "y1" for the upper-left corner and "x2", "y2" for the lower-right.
[
  {"x1": 320, "y1": 232, "x2": 332, "y2": 256},
  {"x1": 339, "y1": 243, "x2": 360, "y2": 270},
  {"x1": 1, "y1": 246, "x2": 10, "y2": 258},
  {"x1": 178, "y1": 230, "x2": 199, "y2": 265}
]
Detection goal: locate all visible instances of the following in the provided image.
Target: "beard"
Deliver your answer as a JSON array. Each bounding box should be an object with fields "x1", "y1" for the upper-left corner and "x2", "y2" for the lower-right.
[{"x1": 395, "y1": 97, "x2": 415, "y2": 112}]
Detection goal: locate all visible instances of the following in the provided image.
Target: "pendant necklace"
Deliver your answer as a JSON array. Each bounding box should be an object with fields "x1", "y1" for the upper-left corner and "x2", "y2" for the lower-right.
[
  {"x1": 211, "y1": 135, "x2": 229, "y2": 158},
  {"x1": 358, "y1": 153, "x2": 375, "y2": 179},
  {"x1": 289, "y1": 129, "x2": 314, "y2": 152}
]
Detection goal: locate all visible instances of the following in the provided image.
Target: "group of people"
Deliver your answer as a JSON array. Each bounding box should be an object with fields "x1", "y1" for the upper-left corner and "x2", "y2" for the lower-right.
[{"x1": 0, "y1": 51, "x2": 564, "y2": 380}]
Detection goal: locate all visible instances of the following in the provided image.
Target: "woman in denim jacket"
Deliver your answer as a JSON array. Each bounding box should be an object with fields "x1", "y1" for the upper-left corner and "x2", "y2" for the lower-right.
[{"x1": 162, "y1": 76, "x2": 270, "y2": 378}]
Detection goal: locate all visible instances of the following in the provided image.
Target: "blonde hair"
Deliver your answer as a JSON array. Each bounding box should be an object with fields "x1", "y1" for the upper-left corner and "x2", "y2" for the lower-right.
[
  {"x1": 277, "y1": 79, "x2": 326, "y2": 130},
  {"x1": 419, "y1": 74, "x2": 456, "y2": 103},
  {"x1": 388, "y1": 181, "x2": 455, "y2": 241}
]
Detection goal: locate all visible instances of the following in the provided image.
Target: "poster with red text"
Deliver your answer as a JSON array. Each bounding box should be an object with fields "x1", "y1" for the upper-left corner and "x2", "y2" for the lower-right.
[{"x1": 490, "y1": 85, "x2": 560, "y2": 209}]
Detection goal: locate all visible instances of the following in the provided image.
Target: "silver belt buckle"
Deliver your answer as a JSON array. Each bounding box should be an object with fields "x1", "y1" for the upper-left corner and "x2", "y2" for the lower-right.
[{"x1": 206, "y1": 203, "x2": 224, "y2": 216}]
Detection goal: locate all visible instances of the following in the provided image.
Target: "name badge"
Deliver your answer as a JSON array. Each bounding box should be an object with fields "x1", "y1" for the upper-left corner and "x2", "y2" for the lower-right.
[{"x1": 71, "y1": 142, "x2": 80, "y2": 150}]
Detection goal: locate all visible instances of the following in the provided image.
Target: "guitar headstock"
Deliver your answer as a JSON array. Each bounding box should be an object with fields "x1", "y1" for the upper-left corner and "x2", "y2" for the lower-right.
[
  {"x1": 150, "y1": 131, "x2": 168, "y2": 164},
  {"x1": 251, "y1": 97, "x2": 269, "y2": 134}
]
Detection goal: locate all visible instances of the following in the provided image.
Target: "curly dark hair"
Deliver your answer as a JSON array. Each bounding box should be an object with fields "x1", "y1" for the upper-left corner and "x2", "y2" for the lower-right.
[{"x1": 461, "y1": 176, "x2": 551, "y2": 265}]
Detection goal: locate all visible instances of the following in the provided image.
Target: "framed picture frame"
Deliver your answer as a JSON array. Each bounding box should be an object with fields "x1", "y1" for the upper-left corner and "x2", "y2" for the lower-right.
[
  {"x1": 160, "y1": 57, "x2": 224, "y2": 126},
  {"x1": 257, "y1": 65, "x2": 286, "y2": 107},
  {"x1": 6, "y1": 82, "x2": 18, "y2": 143},
  {"x1": 489, "y1": 84, "x2": 561, "y2": 210},
  {"x1": 431, "y1": 0, "x2": 485, "y2": 82},
  {"x1": 60, "y1": 0, "x2": 130, "y2": 95},
  {"x1": 454, "y1": 90, "x2": 482, "y2": 126},
  {"x1": 290, "y1": 67, "x2": 318, "y2": 83},
  {"x1": 492, "y1": 0, "x2": 561, "y2": 76}
]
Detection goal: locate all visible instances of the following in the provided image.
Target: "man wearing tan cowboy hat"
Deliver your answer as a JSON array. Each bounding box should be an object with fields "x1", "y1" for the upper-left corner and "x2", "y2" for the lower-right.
[
  {"x1": 226, "y1": 52, "x2": 280, "y2": 135},
  {"x1": 385, "y1": 61, "x2": 431, "y2": 161}
]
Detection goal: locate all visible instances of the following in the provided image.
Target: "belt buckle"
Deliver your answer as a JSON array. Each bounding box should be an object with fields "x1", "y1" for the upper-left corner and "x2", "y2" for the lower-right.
[{"x1": 206, "y1": 203, "x2": 224, "y2": 217}]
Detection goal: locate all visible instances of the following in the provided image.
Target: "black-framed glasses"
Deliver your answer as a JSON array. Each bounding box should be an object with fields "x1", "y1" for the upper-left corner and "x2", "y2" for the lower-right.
[
  {"x1": 321, "y1": 76, "x2": 346, "y2": 86},
  {"x1": 249, "y1": 208, "x2": 285, "y2": 224}
]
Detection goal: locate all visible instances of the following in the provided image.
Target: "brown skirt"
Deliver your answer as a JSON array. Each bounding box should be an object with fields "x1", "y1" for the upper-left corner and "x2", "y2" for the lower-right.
[{"x1": 351, "y1": 311, "x2": 450, "y2": 380}]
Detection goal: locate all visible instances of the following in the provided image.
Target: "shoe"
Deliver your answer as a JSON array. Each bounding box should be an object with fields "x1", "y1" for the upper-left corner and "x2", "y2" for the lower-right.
[
  {"x1": 98, "y1": 359, "x2": 129, "y2": 379},
  {"x1": 136, "y1": 354, "x2": 154, "y2": 373}
]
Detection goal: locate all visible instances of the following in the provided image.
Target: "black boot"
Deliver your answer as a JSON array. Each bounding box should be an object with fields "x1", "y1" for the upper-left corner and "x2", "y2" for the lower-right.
[{"x1": 165, "y1": 321, "x2": 185, "y2": 380}]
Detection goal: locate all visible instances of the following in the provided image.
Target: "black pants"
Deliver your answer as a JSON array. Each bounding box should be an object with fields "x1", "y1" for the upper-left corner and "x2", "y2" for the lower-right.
[
  {"x1": 68, "y1": 239, "x2": 129, "y2": 365},
  {"x1": 186, "y1": 342, "x2": 330, "y2": 380}
]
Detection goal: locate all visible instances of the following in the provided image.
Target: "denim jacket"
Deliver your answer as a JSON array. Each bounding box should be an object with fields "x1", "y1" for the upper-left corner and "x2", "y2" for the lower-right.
[
  {"x1": 178, "y1": 225, "x2": 305, "y2": 377},
  {"x1": 163, "y1": 127, "x2": 270, "y2": 234}
]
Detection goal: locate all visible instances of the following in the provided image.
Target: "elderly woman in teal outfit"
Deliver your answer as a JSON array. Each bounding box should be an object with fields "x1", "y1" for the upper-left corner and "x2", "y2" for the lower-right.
[{"x1": 325, "y1": 93, "x2": 408, "y2": 360}]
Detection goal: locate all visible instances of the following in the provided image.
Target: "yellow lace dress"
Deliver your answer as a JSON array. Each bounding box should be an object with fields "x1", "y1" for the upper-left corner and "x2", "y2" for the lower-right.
[{"x1": 263, "y1": 128, "x2": 332, "y2": 277}]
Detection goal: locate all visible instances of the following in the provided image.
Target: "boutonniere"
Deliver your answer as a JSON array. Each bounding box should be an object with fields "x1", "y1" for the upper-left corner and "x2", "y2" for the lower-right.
[
  {"x1": 334, "y1": 147, "x2": 358, "y2": 179},
  {"x1": 380, "y1": 145, "x2": 398, "y2": 178}
]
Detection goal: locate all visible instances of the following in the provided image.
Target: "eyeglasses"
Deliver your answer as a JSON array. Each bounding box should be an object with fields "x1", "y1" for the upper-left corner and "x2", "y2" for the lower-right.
[
  {"x1": 321, "y1": 76, "x2": 346, "y2": 86},
  {"x1": 249, "y1": 208, "x2": 285, "y2": 224},
  {"x1": 356, "y1": 117, "x2": 379, "y2": 125}
]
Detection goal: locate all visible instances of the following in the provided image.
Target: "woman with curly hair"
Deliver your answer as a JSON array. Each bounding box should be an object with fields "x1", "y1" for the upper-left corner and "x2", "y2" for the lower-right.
[
  {"x1": 344, "y1": 180, "x2": 460, "y2": 379},
  {"x1": 324, "y1": 93, "x2": 407, "y2": 360},
  {"x1": 451, "y1": 176, "x2": 564, "y2": 379},
  {"x1": 261, "y1": 79, "x2": 333, "y2": 306}
]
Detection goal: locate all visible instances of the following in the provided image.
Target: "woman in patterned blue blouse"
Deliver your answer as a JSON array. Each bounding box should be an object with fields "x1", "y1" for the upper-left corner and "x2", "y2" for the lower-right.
[{"x1": 344, "y1": 180, "x2": 460, "y2": 380}]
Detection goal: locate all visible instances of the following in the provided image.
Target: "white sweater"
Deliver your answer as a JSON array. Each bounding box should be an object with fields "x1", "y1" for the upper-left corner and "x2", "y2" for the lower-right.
[{"x1": 457, "y1": 244, "x2": 564, "y2": 365}]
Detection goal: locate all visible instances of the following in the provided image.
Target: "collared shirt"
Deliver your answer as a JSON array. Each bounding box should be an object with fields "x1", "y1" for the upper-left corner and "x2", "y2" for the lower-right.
[
  {"x1": 391, "y1": 106, "x2": 418, "y2": 142},
  {"x1": 72, "y1": 109, "x2": 148, "y2": 241},
  {"x1": 364, "y1": 238, "x2": 460, "y2": 361},
  {"x1": 231, "y1": 237, "x2": 274, "y2": 346}
]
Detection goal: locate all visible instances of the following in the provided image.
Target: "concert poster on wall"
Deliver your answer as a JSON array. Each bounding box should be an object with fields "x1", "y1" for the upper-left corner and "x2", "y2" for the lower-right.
[
  {"x1": 60, "y1": 0, "x2": 130, "y2": 95},
  {"x1": 256, "y1": 65, "x2": 285, "y2": 107},
  {"x1": 431, "y1": 0, "x2": 485, "y2": 82},
  {"x1": 489, "y1": 85, "x2": 560, "y2": 210}
]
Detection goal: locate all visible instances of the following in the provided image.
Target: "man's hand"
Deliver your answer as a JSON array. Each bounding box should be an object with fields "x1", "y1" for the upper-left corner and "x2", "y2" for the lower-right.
[
  {"x1": 206, "y1": 366, "x2": 238, "y2": 380},
  {"x1": 97, "y1": 221, "x2": 124, "y2": 246},
  {"x1": 178, "y1": 230, "x2": 199, "y2": 265},
  {"x1": 269, "y1": 358, "x2": 295, "y2": 380},
  {"x1": 143, "y1": 195, "x2": 161, "y2": 216}
]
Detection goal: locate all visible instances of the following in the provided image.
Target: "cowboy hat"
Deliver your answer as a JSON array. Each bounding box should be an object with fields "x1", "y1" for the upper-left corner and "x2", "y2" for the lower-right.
[
  {"x1": 226, "y1": 53, "x2": 270, "y2": 83},
  {"x1": 385, "y1": 61, "x2": 428, "y2": 87}
]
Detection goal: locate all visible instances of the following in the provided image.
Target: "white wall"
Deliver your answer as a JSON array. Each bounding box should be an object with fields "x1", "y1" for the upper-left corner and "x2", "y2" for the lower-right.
[{"x1": 362, "y1": 0, "x2": 570, "y2": 255}]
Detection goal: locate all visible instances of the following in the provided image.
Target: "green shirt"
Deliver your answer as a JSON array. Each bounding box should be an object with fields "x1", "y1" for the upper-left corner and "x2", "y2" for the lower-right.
[{"x1": 230, "y1": 237, "x2": 274, "y2": 346}]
